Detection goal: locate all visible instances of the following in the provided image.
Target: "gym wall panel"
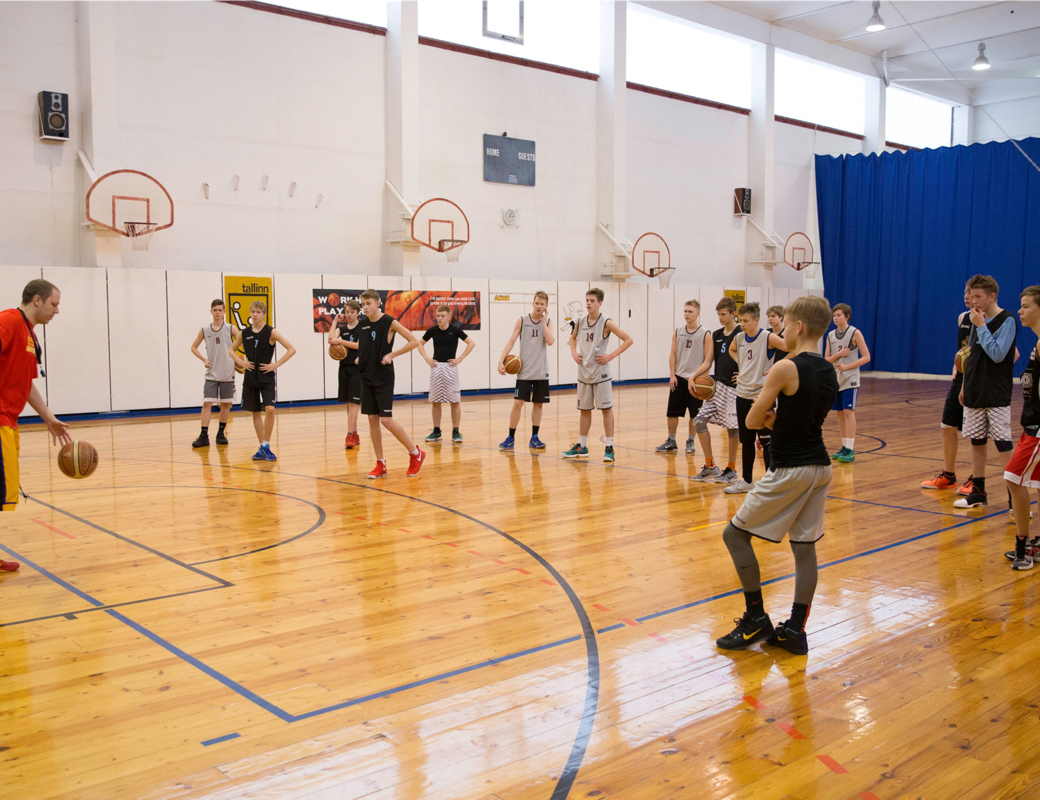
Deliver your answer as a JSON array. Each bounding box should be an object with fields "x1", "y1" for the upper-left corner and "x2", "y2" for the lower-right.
[
  {"x1": 451, "y1": 278, "x2": 491, "y2": 392},
  {"x1": 700, "y1": 286, "x2": 725, "y2": 318},
  {"x1": 42, "y1": 266, "x2": 111, "y2": 415},
  {"x1": 672, "y1": 285, "x2": 699, "y2": 332},
  {"x1": 646, "y1": 285, "x2": 675, "y2": 380},
  {"x1": 409, "y1": 276, "x2": 453, "y2": 395},
  {"x1": 321, "y1": 274, "x2": 368, "y2": 401},
  {"x1": 108, "y1": 269, "x2": 171, "y2": 411},
  {"x1": 273, "y1": 273, "x2": 324, "y2": 403},
  {"x1": 596, "y1": 283, "x2": 623, "y2": 386},
  {"x1": 745, "y1": 286, "x2": 765, "y2": 307},
  {"x1": 168, "y1": 271, "x2": 227, "y2": 409},
  {"x1": 619, "y1": 282, "x2": 648, "y2": 381},
  {"x1": 556, "y1": 281, "x2": 589, "y2": 385},
  {"x1": 0, "y1": 266, "x2": 47, "y2": 416},
  {"x1": 369, "y1": 276, "x2": 412, "y2": 394}
]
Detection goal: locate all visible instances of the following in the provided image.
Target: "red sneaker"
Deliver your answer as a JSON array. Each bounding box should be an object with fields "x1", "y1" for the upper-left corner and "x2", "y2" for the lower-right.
[
  {"x1": 921, "y1": 472, "x2": 957, "y2": 489},
  {"x1": 407, "y1": 448, "x2": 426, "y2": 477},
  {"x1": 352, "y1": 433, "x2": 361, "y2": 449},
  {"x1": 957, "y1": 476, "x2": 974, "y2": 496},
  {"x1": 345, "y1": 434, "x2": 353, "y2": 449},
  {"x1": 1, "y1": 559, "x2": 20, "y2": 572},
  {"x1": 367, "y1": 461, "x2": 387, "y2": 480}
]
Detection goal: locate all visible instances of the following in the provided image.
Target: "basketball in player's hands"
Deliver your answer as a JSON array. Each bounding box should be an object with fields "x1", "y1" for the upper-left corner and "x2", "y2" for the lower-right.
[
  {"x1": 691, "y1": 375, "x2": 717, "y2": 401},
  {"x1": 504, "y1": 355, "x2": 522, "y2": 375},
  {"x1": 329, "y1": 344, "x2": 347, "y2": 361}
]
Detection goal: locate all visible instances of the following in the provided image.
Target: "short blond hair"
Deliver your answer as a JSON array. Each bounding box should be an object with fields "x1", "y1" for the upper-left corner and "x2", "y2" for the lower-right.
[
  {"x1": 684, "y1": 299, "x2": 700, "y2": 310},
  {"x1": 436, "y1": 304, "x2": 452, "y2": 315},
  {"x1": 534, "y1": 290, "x2": 549, "y2": 302},
  {"x1": 249, "y1": 300, "x2": 266, "y2": 313},
  {"x1": 786, "y1": 296, "x2": 831, "y2": 339},
  {"x1": 360, "y1": 288, "x2": 380, "y2": 302},
  {"x1": 737, "y1": 302, "x2": 760, "y2": 319}
]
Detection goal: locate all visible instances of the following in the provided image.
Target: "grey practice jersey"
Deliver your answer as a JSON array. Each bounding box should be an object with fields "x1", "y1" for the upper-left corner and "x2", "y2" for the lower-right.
[
  {"x1": 735, "y1": 329, "x2": 775, "y2": 399},
  {"x1": 674, "y1": 325, "x2": 709, "y2": 379},
  {"x1": 827, "y1": 325, "x2": 861, "y2": 391},
  {"x1": 576, "y1": 314, "x2": 612, "y2": 384},
  {"x1": 203, "y1": 323, "x2": 237, "y2": 382},
  {"x1": 517, "y1": 314, "x2": 550, "y2": 381}
]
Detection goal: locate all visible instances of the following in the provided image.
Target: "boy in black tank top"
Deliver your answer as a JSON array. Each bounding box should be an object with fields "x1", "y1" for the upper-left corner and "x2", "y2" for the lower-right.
[
  {"x1": 1003, "y1": 286, "x2": 1040, "y2": 570},
  {"x1": 329, "y1": 300, "x2": 363, "y2": 449},
  {"x1": 228, "y1": 301, "x2": 297, "y2": 461},
  {"x1": 357, "y1": 289, "x2": 427, "y2": 479},
  {"x1": 716, "y1": 296, "x2": 838, "y2": 656}
]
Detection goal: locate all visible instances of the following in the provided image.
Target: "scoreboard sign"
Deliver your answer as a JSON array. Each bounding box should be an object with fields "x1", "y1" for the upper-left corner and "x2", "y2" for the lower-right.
[{"x1": 483, "y1": 134, "x2": 536, "y2": 186}]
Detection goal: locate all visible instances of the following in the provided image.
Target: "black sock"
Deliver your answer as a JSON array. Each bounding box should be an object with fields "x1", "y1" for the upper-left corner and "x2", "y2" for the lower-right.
[
  {"x1": 509, "y1": 428, "x2": 516, "y2": 438},
  {"x1": 974, "y1": 476, "x2": 986, "y2": 493},
  {"x1": 943, "y1": 470, "x2": 955, "y2": 479},
  {"x1": 432, "y1": 427, "x2": 441, "y2": 434},
  {"x1": 744, "y1": 589, "x2": 764, "y2": 618},
  {"x1": 790, "y1": 602, "x2": 811, "y2": 631},
  {"x1": 453, "y1": 427, "x2": 459, "y2": 434},
  {"x1": 532, "y1": 425, "x2": 540, "y2": 436},
  {"x1": 218, "y1": 422, "x2": 226, "y2": 433},
  {"x1": 200, "y1": 426, "x2": 208, "y2": 435},
  {"x1": 1017, "y1": 537, "x2": 1028, "y2": 559},
  {"x1": 742, "y1": 444, "x2": 755, "y2": 484}
]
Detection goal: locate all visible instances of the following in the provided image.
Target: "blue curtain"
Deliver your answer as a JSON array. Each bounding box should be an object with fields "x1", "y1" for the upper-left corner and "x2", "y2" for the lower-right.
[{"x1": 815, "y1": 137, "x2": 1040, "y2": 376}]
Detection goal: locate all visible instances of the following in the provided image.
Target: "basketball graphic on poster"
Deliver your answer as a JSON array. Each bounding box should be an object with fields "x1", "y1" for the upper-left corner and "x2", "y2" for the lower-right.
[{"x1": 327, "y1": 292, "x2": 340, "y2": 308}]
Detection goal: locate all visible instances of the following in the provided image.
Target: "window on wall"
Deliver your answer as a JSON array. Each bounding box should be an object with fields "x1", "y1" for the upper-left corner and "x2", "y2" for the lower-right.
[
  {"x1": 886, "y1": 87, "x2": 953, "y2": 150},
  {"x1": 275, "y1": 0, "x2": 388, "y2": 28},
  {"x1": 775, "y1": 52, "x2": 865, "y2": 135},
  {"x1": 419, "y1": 0, "x2": 599, "y2": 74},
  {"x1": 627, "y1": 5, "x2": 751, "y2": 109}
]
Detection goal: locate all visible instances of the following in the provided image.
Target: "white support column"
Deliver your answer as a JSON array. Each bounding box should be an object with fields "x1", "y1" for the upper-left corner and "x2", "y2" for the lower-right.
[
  {"x1": 746, "y1": 42, "x2": 775, "y2": 288},
  {"x1": 384, "y1": 1, "x2": 421, "y2": 276},
  {"x1": 952, "y1": 104, "x2": 975, "y2": 146},
  {"x1": 864, "y1": 77, "x2": 887, "y2": 154},
  {"x1": 596, "y1": 0, "x2": 627, "y2": 279}
]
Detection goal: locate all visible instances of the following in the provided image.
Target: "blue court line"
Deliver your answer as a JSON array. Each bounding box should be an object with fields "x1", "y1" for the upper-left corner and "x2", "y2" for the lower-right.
[{"x1": 201, "y1": 733, "x2": 240, "y2": 746}]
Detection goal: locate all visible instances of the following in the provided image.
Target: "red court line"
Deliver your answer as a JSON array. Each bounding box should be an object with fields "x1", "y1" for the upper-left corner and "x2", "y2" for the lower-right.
[
  {"x1": 515, "y1": 568, "x2": 531, "y2": 575},
  {"x1": 743, "y1": 695, "x2": 767, "y2": 710},
  {"x1": 647, "y1": 632, "x2": 668, "y2": 644},
  {"x1": 467, "y1": 550, "x2": 483, "y2": 556},
  {"x1": 355, "y1": 516, "x2": 366, "y2": 521},
  {"x1": 817, "y1": 755, "x2": 847, "y2": 774},
  {"x1": 861, "y1": 793, "x2": 881, "y2": 800},
  {"x1": 399, "y1": 528, "x2": 411, "y2": 533},
  {"x1": 30, "y1": 519, "x2": 76, "y2": 540},
  {"x1": 445, "y1": 542, "x2": 459, "y2": 548},
  {"x1": 620, "y1": 618, "x2": 640, "y2": 627},
  {"x1": 421, "y1": 535, "x2": 436, "y2": 540},
  {"x1": 592, "y1": 604, "x2": 612, "y2": 613},
  {"x1": 777, "y1": 723, "x2": 806, "y2": 740},
  {"x1": 541, "y1": 579, "x2": 556, "y2": 586},
  {"x1": 491, "y1": 559, "x2": 506, "y2": 565}
]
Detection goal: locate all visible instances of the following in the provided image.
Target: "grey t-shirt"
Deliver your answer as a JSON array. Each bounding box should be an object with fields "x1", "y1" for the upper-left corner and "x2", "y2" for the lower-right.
[
  {"x1": 203, "y1": 322, "x2": 237, "y2": 382},
  {"x1": 576, "y1": 314, "x2": 611, "y2": 384},
  {"x1": 827, "y1": 325, "x2": 861, "y2": 391},
  {"x1": 674, "y1": 325, "x2": 709, "y2": 379},
  {"x1": 735, "y1": 329, "x2": 775, "y2": 399},
  {"x1": 517, "y1": 314, "x2": 550, "y2": 381}
]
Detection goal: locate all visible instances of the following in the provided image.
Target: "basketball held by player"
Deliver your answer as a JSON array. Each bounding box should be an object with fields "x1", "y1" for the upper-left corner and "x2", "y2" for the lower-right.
[
  {"x1": 689, "y1": 297, "x2": 741, "y2": 484},
  {"x1": 498, "y1": 291, "x2": 554, "y2": 450},
  {"x1": 329, "y1": 300, "x2": 362, "y2": 449}
]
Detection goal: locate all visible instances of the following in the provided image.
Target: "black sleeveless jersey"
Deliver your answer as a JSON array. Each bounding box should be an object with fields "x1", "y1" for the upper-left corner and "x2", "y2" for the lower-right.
[
  {"x1": 358, "y1": 313, "x2": 397, "y2": 387},
  {"x1": 771, "y1": 352, "x2": 839, "y2": 468},
  {"x1": 963, "y1": 309, "x2": 1017, "y2": 408},
  {"x1": 1021, "y1": 345, "x2": 1040, "y2": 436},
  {"x1": 242, "y1": 324, "x2": 275, "y2": 383},
  {"x1": 713, "y1": 327, "x2": 740, "y2": 386}
]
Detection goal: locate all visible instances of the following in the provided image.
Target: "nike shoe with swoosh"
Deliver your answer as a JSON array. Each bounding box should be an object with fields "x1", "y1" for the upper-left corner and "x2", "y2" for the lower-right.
[
  {"x1": 765, "y1": 619, "x2": 809, "y2": 655},
  {"x1": 715, "y1": 612, "x2": 774, "y2": 650}
]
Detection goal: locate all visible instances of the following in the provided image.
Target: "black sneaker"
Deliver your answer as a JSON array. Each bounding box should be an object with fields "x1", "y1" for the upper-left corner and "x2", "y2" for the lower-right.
[
  {"x1": 954, "y1": 490, "x2": 988, "y2": 509},
  {"x1": 1005, "y1": 536, "x2": 1039, "y2": 561},
  {"x1": 215, "y1": 430, "x2": 228, "y2": 445},
  {"x1": 766, "y1": 620, "x2": 809, "y2": 655},
  {"x1": 716, "y1": 612, "x2": 773, "y2": 650},
  {"x1": 192, "y1": 433, "x2": 210, "y2": 449}
]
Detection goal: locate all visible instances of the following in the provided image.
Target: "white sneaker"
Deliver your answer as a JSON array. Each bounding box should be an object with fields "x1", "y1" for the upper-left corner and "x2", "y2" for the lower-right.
[
  {"x1": 690, "y1": 465, "x2": 722, "y2": 482},
  {"x1": 685, "y1": 438, "x2": 696, "y2": 455},
  {"x1": 724, "y1": 479, "x2": 753, "y2": 494}
]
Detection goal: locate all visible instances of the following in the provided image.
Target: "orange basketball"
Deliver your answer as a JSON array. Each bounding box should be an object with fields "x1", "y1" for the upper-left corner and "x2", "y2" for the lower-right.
[
  {"x1": 955, "y1": 345, "x2": 970, "y2": 374},
  {"x1": 504, "y1": 354, "x2": 522, "y2": 375},
  {"x1": 327, "y1": 292, "x2": 341, "y2": 308},
  {"x1": 57, "y1": 441, "x2": 99, "y2": 480},
  {"x1": 329, "y1": 344, "x2": 347, "y2": 361},
  {"x1": 691, "y1": 374, "x2": 716, "y2": 401}
]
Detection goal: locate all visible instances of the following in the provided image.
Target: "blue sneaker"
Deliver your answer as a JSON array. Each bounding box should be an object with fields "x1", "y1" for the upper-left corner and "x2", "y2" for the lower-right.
[
  {"x1": 252, "y1": 447, "x2": 265, "y2": 461},
  {"x1": 529, "y1": 435, "x2": 546, "y2": 449},
  {"x1": 262, "y1": 444, "x2": 277, "y2": 461},
  {"x1": 499, "y1": 436, "x2": 515, "y2": 451}
]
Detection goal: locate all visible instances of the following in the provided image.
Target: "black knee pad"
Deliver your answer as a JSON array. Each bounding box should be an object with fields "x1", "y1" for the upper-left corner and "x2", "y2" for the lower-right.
[
  {"x1": 996, "y1": 439, "x2": 1013, "y2": 453},
  {"x1": 971, "y1": 437, "x2": 988, "y2": 446}
]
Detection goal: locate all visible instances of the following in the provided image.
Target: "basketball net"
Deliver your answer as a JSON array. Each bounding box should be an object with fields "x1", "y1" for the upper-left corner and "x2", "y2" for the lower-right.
[
  {"x1": 440, "y1": 239, "x2": 465, "y2": 263},
  {"x1": 655, "y1": 268, "x2": 674, "y2": 289},
  {"x1": 125, "y1": 221, "x2": 158, "y2": 251},
  {"x1": 798, "y1": 262, "x2": 820, "y2": 279}
]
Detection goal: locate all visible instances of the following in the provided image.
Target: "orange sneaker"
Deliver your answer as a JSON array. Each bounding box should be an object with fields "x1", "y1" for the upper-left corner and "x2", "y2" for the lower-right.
[
  {"x1": 957, "y1": 476, "x2": 974, "y2": 496},
  {"x1": 921, "y1": 471, "x2": 957, "y2": 489},
  {"x1": 345, "y1": 434, "x2": 353, "y2": 449},
  {"x1": 368, "y1": 461, "x2": 387, "y2": 480},
  {"x1": 407, "y1": 448, "x2": 426, "y2": 477},
  {"x1": 1, "y1": 559, "x2": 20, "y2": 572}
]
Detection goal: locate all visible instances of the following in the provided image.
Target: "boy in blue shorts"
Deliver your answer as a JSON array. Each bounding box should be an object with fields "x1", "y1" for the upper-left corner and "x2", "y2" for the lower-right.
[{"x1": 825, "y1": 303, "x2": 871, "y2": 462}]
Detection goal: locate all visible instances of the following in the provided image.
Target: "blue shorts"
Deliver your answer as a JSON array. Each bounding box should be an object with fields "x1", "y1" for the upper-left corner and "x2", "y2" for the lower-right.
[{"x1": 832, "y1": 388, "x2": 858, "y2": 411}]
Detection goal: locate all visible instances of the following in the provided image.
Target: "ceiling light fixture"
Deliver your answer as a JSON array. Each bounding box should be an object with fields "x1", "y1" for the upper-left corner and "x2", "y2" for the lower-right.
[
  {"x1": 866, "y1": 1, "x2": 885, "y2": 32},
  {"x1": 972, "y1": 42, "x2": 990, "y2": 70}
]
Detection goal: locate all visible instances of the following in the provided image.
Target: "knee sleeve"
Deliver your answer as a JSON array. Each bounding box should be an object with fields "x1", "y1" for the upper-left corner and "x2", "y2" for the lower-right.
[
  {"x1": 727, "y1": 428, "x2": 739, "y2": 439},
  {"x1": 996, "y1": 439, "x2": 1013, "y2": 453},
  {"x1": 971, "y1": 437, "x2": 988, "y2": 446},
  {"x1": 695, "y1": 418, "x2": 709, "y2": 434}
]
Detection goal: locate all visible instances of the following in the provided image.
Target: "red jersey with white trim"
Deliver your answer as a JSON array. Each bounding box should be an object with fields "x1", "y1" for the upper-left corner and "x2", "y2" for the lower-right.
[{"x1": 0, "y1": 308, "x2": 39, "y2": 427}]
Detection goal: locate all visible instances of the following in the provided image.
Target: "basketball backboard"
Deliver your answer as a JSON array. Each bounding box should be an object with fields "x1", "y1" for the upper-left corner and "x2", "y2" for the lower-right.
[
  {"x1": 86, "y1": 170, "x2": 174, "y2": 236},
  {"x1": 631, "y1": 232, "x2": 671, "y2": 277},
  {"x1": 411, "y1": 198, "x2": 469, "y2": 254},
  {"x1": 783, "y1": 232, "x2": 814, "y2": 270}
]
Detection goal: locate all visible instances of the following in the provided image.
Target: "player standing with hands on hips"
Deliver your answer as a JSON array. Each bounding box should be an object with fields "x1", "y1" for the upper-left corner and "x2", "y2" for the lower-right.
[{"x1": 189, "y1": 298, "x2": 237, "y2": 449}]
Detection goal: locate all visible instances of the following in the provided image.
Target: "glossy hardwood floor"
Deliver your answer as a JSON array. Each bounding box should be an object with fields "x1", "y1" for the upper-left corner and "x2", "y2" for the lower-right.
[{"x1": 3, "y1": 378, "x2": 1039, "y2": 799}]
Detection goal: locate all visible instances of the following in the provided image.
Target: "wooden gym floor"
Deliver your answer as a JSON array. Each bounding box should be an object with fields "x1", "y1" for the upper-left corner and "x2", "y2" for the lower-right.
[{"x1": 2, "y1": 378, "x2": 1039, "y2": 799}]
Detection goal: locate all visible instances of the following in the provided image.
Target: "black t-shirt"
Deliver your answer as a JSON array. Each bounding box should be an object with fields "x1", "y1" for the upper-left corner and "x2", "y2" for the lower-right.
[
  {"x1": 339, "y1": 323, "x2": 360, "y2": 367},
  {"x1": 242, "y1": 324, "x2": 275, "y2": 384},
  {"x1": 713, "y1": 326, "x2": 740, "y2": 386},
  {"x1": 771, "y1": 352, "x2": 839, "y2": 468},
  {"x1": 953, "y1": 311, "x2": 971, "y2": 385},
  {"x1": 1021, "y1": 344, "x2": 1040, "y2": 436},
  {"x1": 358, "y1": 313, "x2": 397, "y2": 387},
  {"x1": 423, "y1": 324, "x2": 468, "y2": 362},
  {"x1": 963, "y1": 310, "x2": 1017, "y2": 408}
]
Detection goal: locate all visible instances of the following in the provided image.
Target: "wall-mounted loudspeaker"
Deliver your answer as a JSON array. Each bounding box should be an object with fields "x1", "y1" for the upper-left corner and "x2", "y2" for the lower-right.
[
  {"x1": 734, "y1": 188, "x2": 751, "y2": 216},
  {"x1": 38, "y1": 91, "x2": 69, "y2": 141}
]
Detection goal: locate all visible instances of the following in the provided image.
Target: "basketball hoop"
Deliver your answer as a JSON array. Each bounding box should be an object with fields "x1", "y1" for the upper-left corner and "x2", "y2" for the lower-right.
[
  {"x1": 653, "y1": 267, "x2": 674, "y2": 289},
  {"x1": 439, "y1": 239, "x2": 466, "y2": 263},
  {"x1": 797, "y1": 261, "x2": 820, "y2": 279},
  {"x1": 125, "y1": 221, "x2": 158, "y2": 251}
]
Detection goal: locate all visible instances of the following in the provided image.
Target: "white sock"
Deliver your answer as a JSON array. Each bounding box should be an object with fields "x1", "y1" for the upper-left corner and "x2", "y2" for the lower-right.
[
  {"x1": 843, "y1": 438, "x2": 854, "y2": 450},
  {"x1": 378, "y1": 459, "x2": 386, "y2": 466},
  {"x1": 605, "y1": 437, "x2": 614, "y2": 446},
  {"x1": 261, "y1": 441, "x2": 269, "y2": 447},
  {"x1": 409, "y1": 448, "x2": 419, "y2": 456},
  {"x1": 667, "y1": 434, "x2": 676, "y2": 442},
  {"x1": 579, "y1": 435, "x2": 588, "y2": 448}
]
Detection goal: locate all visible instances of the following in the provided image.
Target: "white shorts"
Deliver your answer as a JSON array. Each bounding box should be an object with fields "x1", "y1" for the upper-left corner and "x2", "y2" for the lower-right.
[
  {"x1": 695, "y1": 382, "x2": 738, "y2": 430},
  {"x1": 732, "y1": 464, "x2": 832, "y2": 543},
  {"x1": 962, "y1": 406, "x2": 1012, "y2": 443},
  {"x1": 577, "y1": 381, "x2": 612, "y2": 411},
  {"x1": 428, "y1": 362, "x2": 461, "y2": 404}
]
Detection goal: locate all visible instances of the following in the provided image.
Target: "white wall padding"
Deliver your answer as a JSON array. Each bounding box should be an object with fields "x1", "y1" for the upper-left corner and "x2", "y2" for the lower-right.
[
  {"x1": 619, "y1": 282, "x2": 648, "y2": 381},
  {"x1": 42, "y1": 266, "x2": 111, "y2": 415},
  {"x1": 109, "y1": 269, "x2": 171, "y2": 411},
  {"x1": 646, "y1": 284, "x2": 675, "y2": 381},
  {"x1": 451, "y1": 278, "x2": 491, "y2": 392},
  {"x1": 167, "y1": 271, "x2": 225, "y2": 409},
  {"x1": 272, "y1": 273, "x2": 325, "y2": 403}
]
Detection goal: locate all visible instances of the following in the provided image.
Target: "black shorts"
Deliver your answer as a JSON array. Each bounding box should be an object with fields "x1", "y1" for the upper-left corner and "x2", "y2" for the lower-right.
[
  {"x1": 515, "y1": 379, "x2": 550, "y2": 404},
  {"x1": 736, "y1": 396, "x2": 771, "y2": 445},
  {"x1": 338, "y1": 366, "x2": 361, "y2": 404},
  {"x1": 667, "y1": 378, "x2": 703, "y2": 418},
  {"x1": 942, "y1": 375, "x2": 964, "y2": 430},
  {"x1": 361, "y1": 378, "x2": 394, "y2": 417},
  {"x1": 242, "y1": 376, "x2": 276, "y2": 412}
]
